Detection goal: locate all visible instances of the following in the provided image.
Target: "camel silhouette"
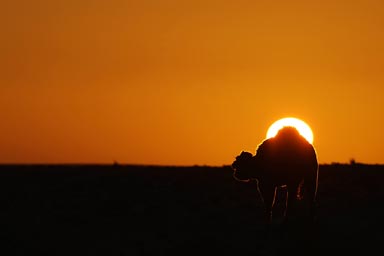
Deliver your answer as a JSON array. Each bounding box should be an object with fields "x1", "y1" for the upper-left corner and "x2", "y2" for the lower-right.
[{"x1": 232, "y1": 126, "x2": 319, "y2": 225}]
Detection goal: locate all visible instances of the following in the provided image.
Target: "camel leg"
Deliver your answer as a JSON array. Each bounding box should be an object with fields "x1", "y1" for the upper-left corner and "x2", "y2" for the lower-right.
[
  {"x1": 282, "y1": 185, "x2": 300, "y2": 227},
  {"x1": 306, "y1": 187, "x2": 317, "y2": 223},
  {"x1": 258, "y1": 183, "x2": 277, "y2": 225},
  {"x1": 304, "y1": 174, "x2": 318, "y2": 222}
]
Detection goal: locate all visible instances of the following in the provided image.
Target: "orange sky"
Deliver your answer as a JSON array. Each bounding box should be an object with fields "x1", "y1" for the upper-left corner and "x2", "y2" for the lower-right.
[{"x1": 1, "y1": 0, "x2": 384, "y2": 165}]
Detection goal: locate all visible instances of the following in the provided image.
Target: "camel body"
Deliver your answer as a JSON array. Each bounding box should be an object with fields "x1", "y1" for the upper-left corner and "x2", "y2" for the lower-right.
[{"x1": 232, "y1": 127, "x2": 319, "y2": 222}]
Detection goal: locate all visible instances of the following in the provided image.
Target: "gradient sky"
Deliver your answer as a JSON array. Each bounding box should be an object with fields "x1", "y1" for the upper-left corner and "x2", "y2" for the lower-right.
[{"x1": 1, "y1": 0, "x2": 384, "y2": 165}]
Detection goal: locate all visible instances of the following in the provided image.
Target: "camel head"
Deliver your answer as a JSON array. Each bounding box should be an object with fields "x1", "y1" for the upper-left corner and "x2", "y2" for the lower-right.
[{"x1": 231, "y1": 151, "x2": 255, "y2": 182}]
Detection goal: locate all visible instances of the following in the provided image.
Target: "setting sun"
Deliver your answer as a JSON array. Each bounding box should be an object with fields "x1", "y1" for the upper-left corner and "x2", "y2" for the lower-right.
[{"x1": 266, "y1": 117, "x2": 314, "y2": 144}]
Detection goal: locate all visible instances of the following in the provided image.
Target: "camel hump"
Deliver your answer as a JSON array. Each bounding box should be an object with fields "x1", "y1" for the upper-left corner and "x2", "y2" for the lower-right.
[
  {"x1": 256, "y1": 126, "x2": 316, "y2": 166},
  {"x1": 274, "y1": 126, "x2": 307, "y2": 144}
]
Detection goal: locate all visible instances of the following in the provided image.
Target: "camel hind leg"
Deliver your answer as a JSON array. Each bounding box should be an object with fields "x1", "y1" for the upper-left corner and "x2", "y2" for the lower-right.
[{"x1": 304, "y1": 170, "x2": 318, "y2": 222}]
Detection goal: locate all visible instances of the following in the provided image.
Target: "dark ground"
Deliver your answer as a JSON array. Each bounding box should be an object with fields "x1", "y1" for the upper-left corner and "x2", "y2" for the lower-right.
[{"x1": 0, "y1": 164, "x2": 383, "y2": 255}]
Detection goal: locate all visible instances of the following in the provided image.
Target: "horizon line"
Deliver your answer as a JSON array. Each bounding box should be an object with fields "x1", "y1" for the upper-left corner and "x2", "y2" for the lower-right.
[{"x1": 0, "y1": 161, "x2": 383, "y2": 167}]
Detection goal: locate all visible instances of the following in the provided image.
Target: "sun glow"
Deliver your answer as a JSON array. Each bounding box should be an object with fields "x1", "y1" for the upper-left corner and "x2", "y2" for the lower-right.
[{"x1": 266, "y1": 117, "x2": 314, "y2": 144}]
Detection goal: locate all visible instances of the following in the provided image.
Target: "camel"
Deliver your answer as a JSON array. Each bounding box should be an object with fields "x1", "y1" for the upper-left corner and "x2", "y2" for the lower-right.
[{"x1": 232, "y1": 127, "x2": 319, "y2": 224}]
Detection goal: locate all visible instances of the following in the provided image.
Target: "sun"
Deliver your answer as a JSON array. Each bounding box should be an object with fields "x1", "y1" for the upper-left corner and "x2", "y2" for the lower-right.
[{"x1": 266, "y1": 117, "x2": 314, "y2": 144}]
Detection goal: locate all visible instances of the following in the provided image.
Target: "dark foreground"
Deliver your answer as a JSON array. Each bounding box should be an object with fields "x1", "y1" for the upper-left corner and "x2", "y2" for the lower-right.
[{"x1": 0, "y1": 164, "x2": 383, "y2": 255}]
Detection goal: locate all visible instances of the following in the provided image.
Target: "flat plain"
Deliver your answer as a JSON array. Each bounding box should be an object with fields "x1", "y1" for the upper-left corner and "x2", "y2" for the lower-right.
[{"x1": 0, "y1": 164, "x2": 383, "y2": 255}]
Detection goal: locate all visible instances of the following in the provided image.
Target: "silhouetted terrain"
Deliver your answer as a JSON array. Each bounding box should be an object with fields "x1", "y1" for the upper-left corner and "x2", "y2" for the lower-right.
[{"x1": 0, "y1": 164, "x2": 383, "y2": 255}]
